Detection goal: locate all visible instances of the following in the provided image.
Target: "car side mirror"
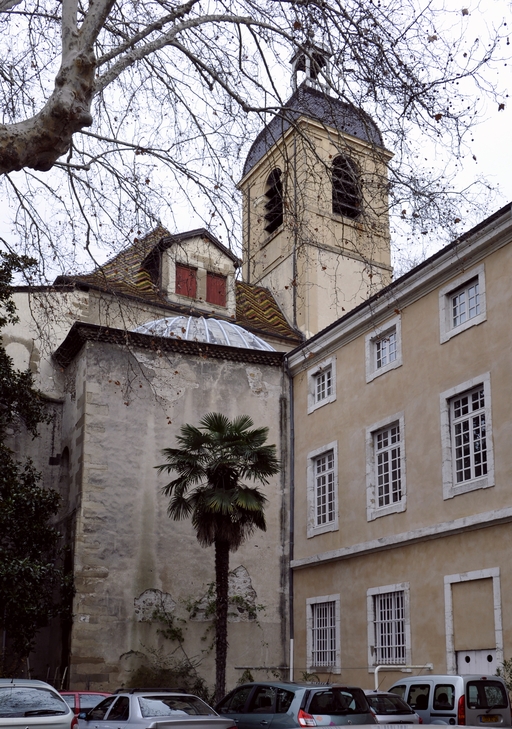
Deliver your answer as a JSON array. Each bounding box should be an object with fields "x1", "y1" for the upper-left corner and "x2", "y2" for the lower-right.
[{"x1": 79, "y1": 712, "x2": 89, "y2": 720}]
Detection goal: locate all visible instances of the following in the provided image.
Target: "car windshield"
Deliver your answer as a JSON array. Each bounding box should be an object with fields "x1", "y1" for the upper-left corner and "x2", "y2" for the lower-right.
[
  {"x1": 367, "y1": 695, "x2": 414, "y2": 715},
  {"x1": 139, "y1": 695, "x2": 214, "y2": 718},
  {"x1": 308, "y1": 688, "x2": 370, "y2": 715},
  {"x1": 0, "y1": 686, "x2": 68, "y2": 718}
]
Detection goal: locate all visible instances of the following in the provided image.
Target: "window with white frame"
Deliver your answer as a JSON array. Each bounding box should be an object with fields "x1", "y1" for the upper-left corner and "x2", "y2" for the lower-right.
[
  {"x1": 307, "y1": 356, "x2": 336, "y2": 413},
  {"x1": 367, "y1": 584, "x2": 410, "y2": 668},
  {"x1": 307, "y1": 594, "x2": 340, "y2": 672},
  {"x1": 365, "y1": 315, "x2": 402, "y2": 382},
  {"x1": 439, "y1": 264, "x2": 486, "y2": 343},
  {"x1": 307, "y1": 441, "x2": 339, "y2": 537},
  {"x1": 440, "y1": 374, "x2": 494, "y2": 499},
  {"x1": 366, "y1": 413, "x2": 406, "y2": 521}
]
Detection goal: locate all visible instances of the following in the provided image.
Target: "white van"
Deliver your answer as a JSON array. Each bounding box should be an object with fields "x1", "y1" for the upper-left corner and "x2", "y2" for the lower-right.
[{"x1": 388, "y1": 674, "x2": 511, "y2": 726}]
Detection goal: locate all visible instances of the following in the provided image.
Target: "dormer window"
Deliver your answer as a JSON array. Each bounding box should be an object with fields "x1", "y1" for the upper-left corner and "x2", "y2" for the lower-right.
[
  {"x1": 206, "y1": 272, "x2": 227, "y2": 307},
  {"x1": 175, "y1": 263, "x2": 197, "y2": 298},
  {"x1": 332, "y1": 155, "x2": 361, "y2": 219},
  {"x1": 264, "y1": 169, "x2": 283, "y2": 234}
]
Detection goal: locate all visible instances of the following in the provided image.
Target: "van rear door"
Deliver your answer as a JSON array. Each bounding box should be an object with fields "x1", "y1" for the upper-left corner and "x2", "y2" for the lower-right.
[{"x1": 465, "y1": 679, "x2": 511, "y2": 727}]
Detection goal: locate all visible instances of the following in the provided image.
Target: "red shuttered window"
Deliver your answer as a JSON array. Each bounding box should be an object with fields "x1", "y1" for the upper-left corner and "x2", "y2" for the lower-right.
[
  {"x1": 176, "y1": 264, "x2": 197, "y2": 298},
  {"x1": 206, "y1": 272, "x2": 227, "y2": 306}
]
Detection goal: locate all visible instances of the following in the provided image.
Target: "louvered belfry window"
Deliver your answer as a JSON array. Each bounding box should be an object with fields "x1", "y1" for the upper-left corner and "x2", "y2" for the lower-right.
[
  {"x1": 264, "y1": 169, "x2": 283, "y2": 234},
  {"x1": 332, "y1": 155, "x2": 361, "y2": 219}
]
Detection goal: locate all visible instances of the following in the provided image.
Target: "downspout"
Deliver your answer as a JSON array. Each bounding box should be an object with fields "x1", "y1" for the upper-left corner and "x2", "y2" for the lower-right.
[
  {"x1": 292, "y1": 135, "x2": 298, "y2": 329},
  {"x1": 247, "y1": 184, "x2": 251, "y2": 285},
  {"x1": 285, "y1": 355, "x2": 295, "y2": 681}
]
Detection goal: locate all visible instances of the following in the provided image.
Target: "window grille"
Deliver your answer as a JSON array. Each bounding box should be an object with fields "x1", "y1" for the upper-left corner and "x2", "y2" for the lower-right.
[
  {"x1": 312, "y1": 601, "x2": 337, "y2": 667},
  {"x1": 374, "y1": 591, "x2": 406, "y2": 664},
  {"x1": 451, "y1": 386, "x2": 487, "y2": 483},
  {"x1": 451, "y1": 279, "x2": 480, "y2": 328},
  {"x1": 375, "y1": 423, "x2": 402, "y2": 507},
  {"x1": 315, "y1": 367, "x2": 332, "y2": 403},
  {"x1": 314, "y1": 451, "x2": 335, "y2": 526}
]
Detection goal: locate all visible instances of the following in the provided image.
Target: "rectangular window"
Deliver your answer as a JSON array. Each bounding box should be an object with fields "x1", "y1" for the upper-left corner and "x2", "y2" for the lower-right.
[
  {"x1": 451, "y1": 385, "x2": 487, "y2": 484},
  {"x1": 365, "y1": 315, "x2": 402, "y2": 383},
  {"x1": 375, "y1": 423, "x2": 402, "y2": 507},
  {"x1": 451, "y1": 279, "x2": 480, "y2": 328},
  {"x1": 376, "y1": 330, "x2": 397, "y2": 369},
  {"x1": 175, "y1": 263, "x2": 197, "y2": 298},
  {"x1": 315, "y1": 367, "x2": 332, "y2": 404},
  {"x1": 311, "y1": 601, "x2": 337, "y2": 667},
  {"x1": 439, "y1": 264, "x2": 486, "y2": 343},
  {"x1": 314, "y1": 451, "x2": 335, "y2": 526},
  {"x1": 206, "y1": 272, "x2": 227, "y2": 306},
  {"x1": 374, "y1": 590, "x2": 406, "y2": 665}
]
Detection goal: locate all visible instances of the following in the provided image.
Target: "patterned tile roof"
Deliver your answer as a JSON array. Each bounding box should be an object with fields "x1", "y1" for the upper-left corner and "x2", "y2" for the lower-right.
[{"x1": 53, "y1": 228, "x2": 301, "y2": 345}]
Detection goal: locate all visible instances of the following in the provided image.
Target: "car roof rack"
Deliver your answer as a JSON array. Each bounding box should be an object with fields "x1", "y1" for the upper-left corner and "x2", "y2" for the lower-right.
[{"x1": 114, "y1": 687, "x2": 188, "y2": 694}]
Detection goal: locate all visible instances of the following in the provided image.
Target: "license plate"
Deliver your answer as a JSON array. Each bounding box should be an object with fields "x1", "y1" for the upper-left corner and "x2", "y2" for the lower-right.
[{"x1": 481, "y1": 716, "x2": 500, "y2": 723}]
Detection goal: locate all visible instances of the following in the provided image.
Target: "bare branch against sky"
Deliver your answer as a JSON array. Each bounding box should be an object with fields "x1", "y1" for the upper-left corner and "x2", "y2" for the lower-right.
[{"x1": 0, "y1": 0, "x2": 510, "y2": 279}]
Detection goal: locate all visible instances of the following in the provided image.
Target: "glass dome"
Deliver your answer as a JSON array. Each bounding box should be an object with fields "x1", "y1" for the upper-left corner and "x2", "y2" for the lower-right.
[{"x1": 133, "y1": 316, "x2": 275, "y2": 351}]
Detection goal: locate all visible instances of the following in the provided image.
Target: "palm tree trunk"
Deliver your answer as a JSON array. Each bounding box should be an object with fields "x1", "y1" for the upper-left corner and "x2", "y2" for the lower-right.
[{"x1": 214, "y1": 537, "x2": 230, "y2": 703}]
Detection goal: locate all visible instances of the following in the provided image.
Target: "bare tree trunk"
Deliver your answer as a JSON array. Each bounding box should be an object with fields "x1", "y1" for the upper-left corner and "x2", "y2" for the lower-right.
[{"x1": 214, "y1": 538, "x2": 230, "y2": 704}]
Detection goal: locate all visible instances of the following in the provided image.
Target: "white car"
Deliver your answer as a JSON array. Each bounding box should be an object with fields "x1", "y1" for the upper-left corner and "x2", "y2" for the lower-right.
[
  {"x1": 78, "y1": 689, "x2": 238, "y2": 729},
  {"x1": 0, "y1": 678, "x2": 77, "y2": 728}
]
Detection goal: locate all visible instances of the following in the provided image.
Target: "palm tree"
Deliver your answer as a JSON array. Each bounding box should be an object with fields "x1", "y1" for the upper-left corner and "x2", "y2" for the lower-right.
[{"x1": 156, "y1": 412, "x2": 280, "y2": 702}]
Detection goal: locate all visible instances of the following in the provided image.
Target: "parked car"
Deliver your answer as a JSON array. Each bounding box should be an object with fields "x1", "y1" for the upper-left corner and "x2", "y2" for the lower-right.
[
  {"x1": 60, "y1": 691, "x2": 112, "y2": 715},
  {"x1": 215, "y1": 681, "x2": 377, "y2": 728},
  {"x1": 78, "y1": 688, "x2": 238, "y2": 729},
  {"x1": 388, "y1": 674, "x2": 512, "y2": 726},
  {"x1": 364, "y1": 690, "x2": 421, "y2": 724},
  {"x1": 0, "y1": 678, "x2": 77, "y2": 728}
]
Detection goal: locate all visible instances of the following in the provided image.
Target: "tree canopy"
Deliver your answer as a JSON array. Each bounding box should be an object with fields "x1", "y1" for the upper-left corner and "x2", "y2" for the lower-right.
[
  {"x1": 0, "y1": 253, "x2": 70, "y2": 673},
  {"x1": 0, "y1": 0, "x2": 509, "y2": 277}
]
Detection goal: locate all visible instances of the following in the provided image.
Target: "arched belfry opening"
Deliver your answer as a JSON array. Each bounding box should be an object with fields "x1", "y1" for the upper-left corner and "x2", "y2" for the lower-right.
[
  {"x1": 239, "y1": 42, "x2": 393, "y2": 339},
  {"x1": 332, "y1": 155, "x2": 361, "y2": 219},
  {"x1": 264, "y1": 169, "x2": 284, "y2": 234}
]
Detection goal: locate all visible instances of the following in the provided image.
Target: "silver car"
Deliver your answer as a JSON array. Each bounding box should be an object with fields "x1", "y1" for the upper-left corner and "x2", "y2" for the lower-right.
[
  {"x1": 364, "y1": 691, "x2": 421, "y2": 724},
  {"x1": 0, "y1": 678, "x2": 77, "y2": 728},
  {"x1": 78, "y1": 689, "x2": 238, "y2": 729}
]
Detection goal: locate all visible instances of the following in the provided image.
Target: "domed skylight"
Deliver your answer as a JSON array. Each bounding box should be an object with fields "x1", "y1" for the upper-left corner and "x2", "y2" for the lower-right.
[{"x1": 134, "y1": 316, "x2": 276, "y2": 351}]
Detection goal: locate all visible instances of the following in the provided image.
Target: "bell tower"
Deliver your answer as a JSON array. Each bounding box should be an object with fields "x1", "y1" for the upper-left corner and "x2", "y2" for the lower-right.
[{"x1": 239, "y1": 43, "x2": 393, "y2": 339}]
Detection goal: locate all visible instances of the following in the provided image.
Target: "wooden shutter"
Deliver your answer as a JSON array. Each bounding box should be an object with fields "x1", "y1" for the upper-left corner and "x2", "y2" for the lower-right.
[
  {"x1": 206, "y1": 272, "x2": 227, "y2": 306},
  {"x1": 175, "y1": 264, "x2": 197, "y2": 298}
]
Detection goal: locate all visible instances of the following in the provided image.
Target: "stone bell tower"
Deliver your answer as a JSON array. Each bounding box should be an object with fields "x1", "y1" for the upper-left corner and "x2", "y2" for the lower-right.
[{"x1": 238, "y1": 43, "x2": 393, "y2": 339}]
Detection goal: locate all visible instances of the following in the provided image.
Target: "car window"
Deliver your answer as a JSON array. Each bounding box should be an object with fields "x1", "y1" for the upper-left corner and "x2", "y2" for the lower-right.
[
  {"x1": 308, "y1": 688, "x2": 369, "y2": 715},
  {"x1": 247, "y1": 686, "x2": 276, "y2": 713},
  {"x1": 138, "y1": 695, "x2": 213, "y2": 717},
  {"x1": 433, "y1": 685, "x2": 455, "y2": 711},
  {"x1": 62, "y1": 694, "x2": 76, "y2": 709},
  {"x1": 81, "y1": 694, "x2": 110, "y2": 710},
  {"x1": 389, "y1": 685, "x2": 406, "y2": 700},
  {"x1": 467, "y1": 681, "x2": 508, "y2": 710},
  {"x1": 276, "y1": 688, "x2": 294, "y2": 714},
  {"x1": 0, "y1": 686, "x2": 69, "y2": 718},
  {"x1": 217, "y1": 686, "x2": 253, "y2": 714},
  {"x1": 407, "y1": 685, "x2": 430, "y2": 711},
  {"x1": 88, "y1": 695, "x2": 117, "y2": 720},
  {"x1": 108, "y1": 696, "x2": 130, "y2": 721}
]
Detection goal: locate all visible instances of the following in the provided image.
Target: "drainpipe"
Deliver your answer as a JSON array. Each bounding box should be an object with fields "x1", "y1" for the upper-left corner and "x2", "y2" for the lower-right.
[
  {"x1": 292, "y1": 136, "x2": 298, "y2": 329},
  {"x1": 285, "y1": 355, "x2": 295, "y2": 681},
  {"x1": 374, "y1": 663, "x2": 433, "y2": 690},
  {"x1": 247, "y1": 185, "x2": 251, "y2": 285}
]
